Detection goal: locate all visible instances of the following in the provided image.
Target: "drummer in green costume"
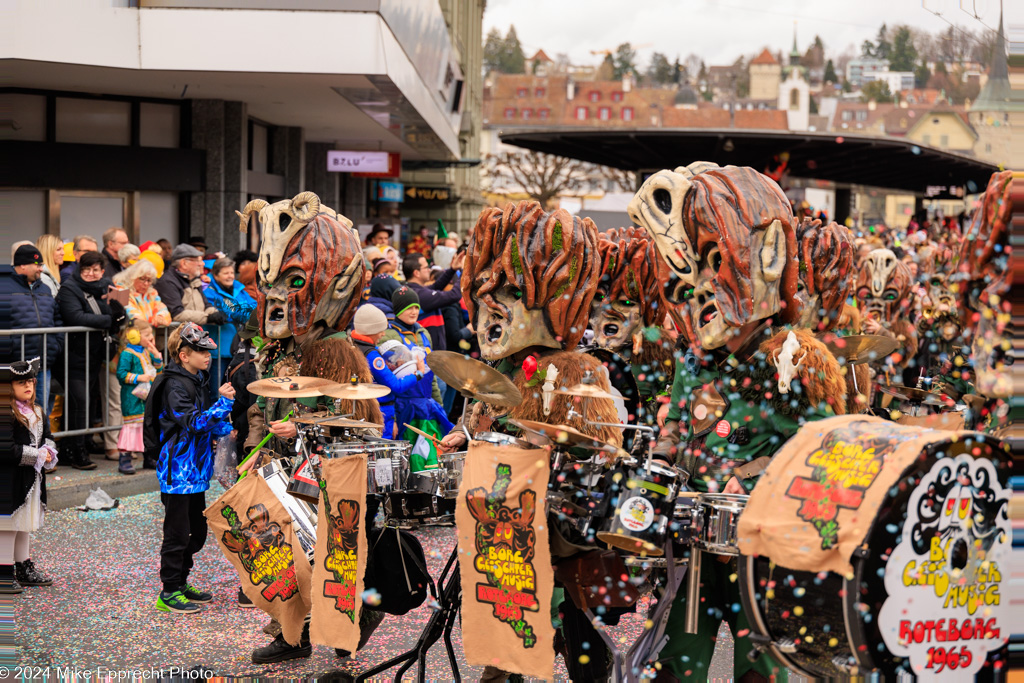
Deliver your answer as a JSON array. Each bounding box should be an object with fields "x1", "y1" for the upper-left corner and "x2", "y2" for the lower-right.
[
  {"x1": 629, "y1": 162, "x2": 854, "y2": 682},
  {"x1": 234, "y1": 191, "x2": 384, "y2": 664}
]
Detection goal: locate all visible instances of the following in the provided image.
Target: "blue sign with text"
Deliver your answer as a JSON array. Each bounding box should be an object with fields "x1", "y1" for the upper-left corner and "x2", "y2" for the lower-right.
[{"x1": 378, "y1": 181, "x2": 405, "y2": 203}]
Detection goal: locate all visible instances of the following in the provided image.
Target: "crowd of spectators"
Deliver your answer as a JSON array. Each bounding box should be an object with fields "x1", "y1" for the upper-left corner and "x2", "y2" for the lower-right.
[{"x1": 2, "y1": 222, "x2": 471, "y2": 478}]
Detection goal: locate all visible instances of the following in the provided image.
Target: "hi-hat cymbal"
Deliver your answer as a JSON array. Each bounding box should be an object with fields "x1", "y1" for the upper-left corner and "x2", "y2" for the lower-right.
[
  {"x1": 509, "y1": 418, "x2": 621, "y2": 455},
  {"x1": 552, "y1": 383, "x2": 619, "y2": 401},
  {"x1": 247, "y1": 376, "x2": 335, "y2": 399},
  {"x1": 821, "y1": 334, "x2": 900, "y2": 365},
  {"x1": 320, "y1": 381, "x2": 392, "y2": 400},
  {"x1": 426, "y1": 350, "x2": 522, "y2": 408},
  {"x1": 878, "y1": 384, "x2": 947, "y2": 405}
]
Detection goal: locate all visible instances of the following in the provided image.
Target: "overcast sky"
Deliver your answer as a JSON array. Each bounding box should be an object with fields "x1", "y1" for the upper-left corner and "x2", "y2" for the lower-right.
[{"x1": 483, "y1": 0, "x2": 1018, "y2": 68}]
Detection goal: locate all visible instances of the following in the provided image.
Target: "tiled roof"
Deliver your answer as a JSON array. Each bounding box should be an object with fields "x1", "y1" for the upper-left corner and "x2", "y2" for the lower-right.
[
  {"x1": 751, "y1": 48, "x2": 779, "y2": 66},
  {"x1": 735, "y1": 109, "x2": 788, "y2": 129},
  {"x1": 662, "y1": 107, "x2": 732, "y2": 127}
]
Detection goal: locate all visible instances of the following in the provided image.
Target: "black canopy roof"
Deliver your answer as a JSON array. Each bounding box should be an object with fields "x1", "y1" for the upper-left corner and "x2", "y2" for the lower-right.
[{"x1": 499, "y1": 127, "x2": 998, "y2": 195}]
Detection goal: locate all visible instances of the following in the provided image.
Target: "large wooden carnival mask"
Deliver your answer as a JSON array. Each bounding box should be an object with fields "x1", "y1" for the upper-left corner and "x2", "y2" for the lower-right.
[
  {"x1": 855, "y1": 248, "x2": 914, "y2": 324},
  {"x1": 590, "y1": 227, "x2": 666, "y2": 354},
  {"x1": 627, "y1": 162, "x2": 799, "y2": 350},
  {"x1": 237, "y1": 192, "x2": 365, "y2": 340},
  {"x1": 462, "y1": 201, "x2": 601, "y2": 361},
  {"x1": 794, "y1": 218, "x2": 856, "y2": 331}
]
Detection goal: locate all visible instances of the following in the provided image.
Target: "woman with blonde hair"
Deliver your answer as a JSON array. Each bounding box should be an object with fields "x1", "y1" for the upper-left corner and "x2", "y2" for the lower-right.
[
  {"x1": 35, "y1": 235, "x2": 64, "y2": 296},
  {"x1": 115, "y1": 259, "x2": 171, "y2": 328}
]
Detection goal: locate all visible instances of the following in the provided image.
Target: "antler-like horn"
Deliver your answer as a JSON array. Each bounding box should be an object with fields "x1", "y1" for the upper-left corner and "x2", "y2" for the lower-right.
[
  {"x1": 235, "y1": 199, "x2": 269, "y2": 233},
  {"x1": 290, "y1": 191, "x2": 321, "y2": 225}
]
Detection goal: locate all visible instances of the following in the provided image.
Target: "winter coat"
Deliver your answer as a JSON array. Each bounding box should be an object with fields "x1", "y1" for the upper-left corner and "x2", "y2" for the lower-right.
[
  {"x1": 154, "y1": 268, "x2": 215, "y2": 325},
  {"x1": 56, "y1": 272, "x2": 125, "y2": 370},
  {"x1": 202, "y1": 279, "x2": 257, "y2": 357},
  {"x1": 102, "y1": 249, "x2": 124, "y2": 281},
  {"x1": 117, "y1": 343, "x2": 164, "y2": 421},
  {"x1": 0, "y1": 265, "x2": 63, "y2": 369},
  {"x1": 125, "y1": 287, "x2": 172, "y2": 328},
  {"x1": 406, "y1": 269, "x2": 461, "y2": 351},
  {"x1": 225, "y1": 342, "x2": 259, "y2": 447},
  {"x1": 151, "y1": 361, "x2": 233, "y2": 494},
  {"x1": 380, "y1": 320, "x2": 451, "y2": 436},
  {"x1": 39, "y1": 266, "x2": 59, "y2": 297},
  {"x1": 2, "y1": 404, "x2": 51, "y2": 516},
  {"x1": 352, "y1": 332, "x2": 422, "y2": 439}
]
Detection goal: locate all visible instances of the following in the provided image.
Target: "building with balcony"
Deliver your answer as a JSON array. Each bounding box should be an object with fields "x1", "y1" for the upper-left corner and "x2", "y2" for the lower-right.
[{"x1": 2, "y1": 0, "x2": 484, "y2": 251}]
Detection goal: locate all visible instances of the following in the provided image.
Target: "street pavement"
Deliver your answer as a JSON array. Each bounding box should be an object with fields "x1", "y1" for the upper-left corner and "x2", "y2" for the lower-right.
[{"x1": 16, "y1": 486, "x2": 736, "y2": 681}]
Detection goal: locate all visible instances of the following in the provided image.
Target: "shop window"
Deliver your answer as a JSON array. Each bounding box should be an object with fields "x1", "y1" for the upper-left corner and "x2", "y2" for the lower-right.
[{"x1": 55, "y1": 97, "x2": 130, "y2": 146}]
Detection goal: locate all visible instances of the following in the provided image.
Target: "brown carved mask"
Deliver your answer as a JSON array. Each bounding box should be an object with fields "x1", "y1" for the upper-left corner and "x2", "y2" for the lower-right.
[
  {"x1": 628, "y1": 162, "x2": 799, "y2": 350},
  {"x1": 855, "y1": 249, "x2": 913, "y2": 323},
  {"x1": 591, "y1": 227, "x2": 667, "y2": 352},
  {"x1": 253, "y1": 208, "x2": 364, "y2": 340},
  {"x1": 463, "y1": 201, "x2": 601, "y2": 360},
  {"x1": 794, "y1": 218, "x2": 856, "y2": 331},
  {"x1": 954, "y1": 171, "x2": 1012, "y2": 397}
]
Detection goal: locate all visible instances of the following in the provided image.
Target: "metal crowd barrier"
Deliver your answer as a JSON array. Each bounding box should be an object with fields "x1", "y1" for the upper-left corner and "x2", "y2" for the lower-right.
[{"x1": 0, "y1": 322, "x2": 228, "y2": 439}]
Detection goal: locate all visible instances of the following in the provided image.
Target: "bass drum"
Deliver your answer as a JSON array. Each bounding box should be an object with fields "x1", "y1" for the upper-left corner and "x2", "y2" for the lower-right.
[{"x1": 738, "y1": 422, "x2": 1010, "y2": 680}]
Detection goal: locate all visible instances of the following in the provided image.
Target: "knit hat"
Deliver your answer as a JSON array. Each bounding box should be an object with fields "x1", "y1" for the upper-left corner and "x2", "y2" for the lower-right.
[
  {"x1": 391, "y1": 286, "x2": 420, "y2": 316},
  {"x1": 353, "y1": 304, "x2": 389, "y2": 335},
  {"x1": 13, "y1": 245, "x2": 43, "y2": 267},
  {"x1": 170, "y1": 243, "x2": 202, "y2": 263}
]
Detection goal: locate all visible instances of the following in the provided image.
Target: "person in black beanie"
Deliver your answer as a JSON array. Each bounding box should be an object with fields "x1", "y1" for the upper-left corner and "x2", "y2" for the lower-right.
[{"x1": 55, "y1": 251, "x2": 127, "y2": 470}]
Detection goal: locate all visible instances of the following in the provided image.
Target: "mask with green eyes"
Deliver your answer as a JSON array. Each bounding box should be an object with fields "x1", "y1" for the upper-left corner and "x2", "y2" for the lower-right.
[
  {"x1": 855, "y1": 248, "x2": 913, "y2": 324},
  {"x1": 258, "y1": 213, "x2": 365, "y2": 340}
]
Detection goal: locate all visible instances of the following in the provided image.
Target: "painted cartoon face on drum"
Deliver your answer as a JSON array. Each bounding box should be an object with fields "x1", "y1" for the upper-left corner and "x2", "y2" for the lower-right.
[
  {"x1": 240, "y1": 192, "x2": 364, "y2": 340},
  {"x1": 855, "y1": 249, "x2": 912, "y2": 324},
  {"x1": 463, "y1": 201, "x2": 601, "y2": 361},
  {"x1": 628, "y1": 162, "x2": 798, "y2": 350},
  {"x1": 590, "y1": 227, "x2": 665, "y2": 354}
]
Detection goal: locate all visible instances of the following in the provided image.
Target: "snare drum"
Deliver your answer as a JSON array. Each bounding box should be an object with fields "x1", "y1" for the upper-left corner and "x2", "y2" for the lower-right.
[
  {"x1": 318, "y1": 439, "x2": 411, "y2": 495},
  {"x1": 596, "y1": 461, "x2": 681, "y2": 556},
  {"x1": 258, "y1": 459, "x2": 318, "y2": 560},
  {"x1": 474, "y1": 431, "x2": 535, "y2": 449},
  {"x1": 407, "y1": 468, "x2": 444, "y2": 496},
  {"x1": 691, "y1": 493, "x2": 748, "y2": 555},
  {"x1": 438, "y1": 450, "x2": 466, "y2": 498}
]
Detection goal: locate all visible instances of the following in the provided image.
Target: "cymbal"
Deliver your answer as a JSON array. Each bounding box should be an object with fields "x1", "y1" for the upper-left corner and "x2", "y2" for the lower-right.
[
  {"x1": 426, "y1": 350, "x2": 522, "y2": 408},
  {"x1": 247, "y1": 376, "x2": 335, "y2": 399},
  {"x1": 821, "y1": 334, "x2": 900, "y2": 365},
  {"x1": 320, "y1": 381, "x2": 392, "y2": 400},
  {"x1": 292, "y1": 412, "x2": 384, "y2": 429},
  {"x1": 878, "y1": 384, "x2": 947, "y2": 405},
  {"x1": 509, "y1": 418, "x2": 621, "y2": 455},
  {"x1": 553, "y1": 383, "x2": 619, "y2": 401}
]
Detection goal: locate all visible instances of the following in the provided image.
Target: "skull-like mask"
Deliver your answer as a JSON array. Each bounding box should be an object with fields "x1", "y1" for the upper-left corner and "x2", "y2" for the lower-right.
[
  {"x1": 462, "y1": 201, "x2": 601, "y2": 361},
  {"x1": 238, "y1": 192, "x2": 364, "y2": 340},
  {"x1": 855, "y1": 248, "x2": 912, "y2": 324},
  {"x1": 590, "y1": 227, "x2": 666, "y2": 354},
  {"x1": 627, "y1": 162, "x2": 798, "y2": 350}
]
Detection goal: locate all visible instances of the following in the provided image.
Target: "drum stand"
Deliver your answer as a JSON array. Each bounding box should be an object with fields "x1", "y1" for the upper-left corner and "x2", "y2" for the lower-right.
[
  {"x1": 355, "y1": 543, "x2": 462, "y2": 683},
  {"x1": 584, "y1": 539, "x2": 688, "y2": 682}
]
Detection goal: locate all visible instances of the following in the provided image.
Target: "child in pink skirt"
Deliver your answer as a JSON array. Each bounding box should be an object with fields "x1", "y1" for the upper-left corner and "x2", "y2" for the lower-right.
[{"x1": 116, "y1": 320, "x2": 164, "y2": 475}]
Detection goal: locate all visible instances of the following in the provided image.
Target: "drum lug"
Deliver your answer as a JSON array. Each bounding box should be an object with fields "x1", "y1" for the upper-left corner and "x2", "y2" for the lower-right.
[
  {"x1": 773, "y1": 637, "x2": 799, "y2": 654},
  {"x1": 832, "y1": 655, "x2": 858, "y2": 675}
]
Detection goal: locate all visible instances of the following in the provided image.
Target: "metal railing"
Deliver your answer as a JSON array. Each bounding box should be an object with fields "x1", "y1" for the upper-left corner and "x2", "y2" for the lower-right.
[{"x1": 1, "y1": 323, "x2": 230, "y2": 439}]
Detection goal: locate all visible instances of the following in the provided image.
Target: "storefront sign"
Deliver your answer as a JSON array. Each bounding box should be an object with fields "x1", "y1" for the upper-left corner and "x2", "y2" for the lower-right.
[
  {"x1": 377, "y1": 181, "x2": 405, "y2": 203},
  {"x1": 353, "y1": 153, "x2": 402, "y2": 179},
  {"x1": 328, "y1": 150, "x2": 392, "y2": 174},
  {"x1": 405, "y1": 185, "x2": 452, "y2": 202},
  {"x1": 879, "y1": 455, "x2": 1010, "y2": 678}
]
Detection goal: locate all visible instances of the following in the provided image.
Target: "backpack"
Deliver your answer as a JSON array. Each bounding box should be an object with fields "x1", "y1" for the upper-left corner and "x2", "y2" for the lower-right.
[
  {"x1": 142, "y1": 371, "x2": 197, "y2": 466},
  {"x1": 364, "y1": 526, "x2": 430, "y2": 615}
]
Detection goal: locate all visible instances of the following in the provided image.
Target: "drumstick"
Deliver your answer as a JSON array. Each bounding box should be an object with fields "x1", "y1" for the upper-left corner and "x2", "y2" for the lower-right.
[
  {"x1": 237, "y1": 409, "x2": 294, "y2": 478},
  {"x1": 403, "y1": 423, "x2": 444, "y2": 448}
]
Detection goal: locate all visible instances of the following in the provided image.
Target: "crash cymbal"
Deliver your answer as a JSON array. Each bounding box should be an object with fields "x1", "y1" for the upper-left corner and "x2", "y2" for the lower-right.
[
  {"x1": 552, "y1": 384, "x2": 619, "y2": 401},
  {"x1": 821, "y1": 334, "x2": 900, "y2": 365},
  {"x1": 291, "y1": 412, "x2": 383, "y2": 429},
  {"x1": 247, "y1": 376, "x2": 335, "y2": 399},
  {"x1": 320, "y1": 380, "x2": 392, "y2": 400},
  {"x1": 426, "y1": 350, "x2": 522, "y2": 408},
  {"x1": 509, "y1": 418, "x2": 621, "y2": 454},
  {"x1": 878, "y1": 385, "x2": 947, "y2": 405}
]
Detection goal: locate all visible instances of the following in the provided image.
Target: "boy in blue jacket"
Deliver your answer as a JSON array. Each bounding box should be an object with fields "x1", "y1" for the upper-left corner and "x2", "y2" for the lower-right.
[
  {"x1": 147, "y1": 323, "x2": 235, "y2": 614},
  {"x1": 349, "y1": 304, "x2": 426, "y2": 439}
]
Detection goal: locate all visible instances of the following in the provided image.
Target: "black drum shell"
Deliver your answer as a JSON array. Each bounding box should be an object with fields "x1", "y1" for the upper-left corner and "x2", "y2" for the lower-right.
[{"x1": 739, "y1": 433, "x2": 1010, "y2": 679}]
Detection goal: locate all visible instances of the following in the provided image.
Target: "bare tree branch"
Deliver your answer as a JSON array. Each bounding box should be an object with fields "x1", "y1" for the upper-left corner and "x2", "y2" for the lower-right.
[{"x1": 482, "y1": 150, "x2": 636, "y2": 207}]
